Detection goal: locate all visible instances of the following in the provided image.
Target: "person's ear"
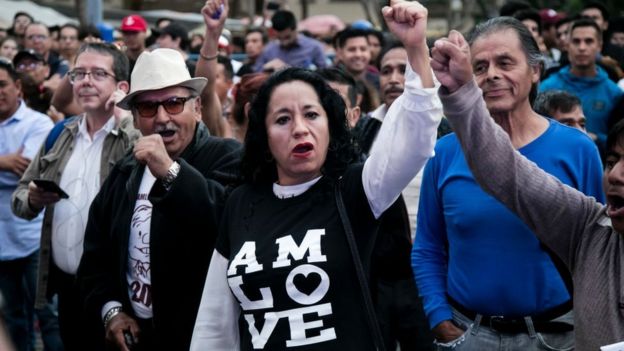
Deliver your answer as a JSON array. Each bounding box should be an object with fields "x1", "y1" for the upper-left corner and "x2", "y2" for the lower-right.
[
  {"x1": 349, "y1": 106, "x2": 361, "y2": 128},
  {"x1": 117, "y1": 81, "x2": 129, "y2": 93},
  {"x1": 193, "y1": 96, "x2": 202, "y2": 121},
  {"x1": 244, "y1": 101, "x2": 251, "y2": 119}
]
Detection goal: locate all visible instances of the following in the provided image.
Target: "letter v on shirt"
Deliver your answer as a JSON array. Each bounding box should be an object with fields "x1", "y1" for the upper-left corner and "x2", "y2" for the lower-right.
[{"x1": 227, "y1": 229, "x2": 337, "y2": 348}]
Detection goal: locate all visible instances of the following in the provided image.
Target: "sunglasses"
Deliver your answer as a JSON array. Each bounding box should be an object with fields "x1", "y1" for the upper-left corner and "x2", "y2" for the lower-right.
[{"x1": 133, "y1": 96, "x2": 195, "y2": 118}]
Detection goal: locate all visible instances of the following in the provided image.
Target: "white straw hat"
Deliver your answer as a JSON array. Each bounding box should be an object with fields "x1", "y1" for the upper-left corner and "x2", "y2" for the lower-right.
[{"x1": 117, "y1": 48, "x2": 207, "y2": 110}]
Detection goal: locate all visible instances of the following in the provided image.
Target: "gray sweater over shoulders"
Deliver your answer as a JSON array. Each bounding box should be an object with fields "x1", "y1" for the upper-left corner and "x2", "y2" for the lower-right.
[{"x1": 440, "y1": 79, "x2": 624, "y2": 351}]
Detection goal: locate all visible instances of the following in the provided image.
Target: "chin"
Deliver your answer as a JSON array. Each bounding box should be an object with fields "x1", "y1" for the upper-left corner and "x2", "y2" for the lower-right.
[{"x1": 486, "y1": 104, "x2": 512, "y2": 115}]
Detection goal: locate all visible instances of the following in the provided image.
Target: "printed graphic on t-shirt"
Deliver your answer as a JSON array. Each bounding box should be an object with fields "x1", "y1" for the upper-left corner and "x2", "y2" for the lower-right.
[
  {"x1": 228, "y1": 228, "x2": 336, "y2": 348},
  {"x1": 127, "y1": 169, "x2": 156, "y2": 318},
  {"x1": 130, "y1": 203, "x2": 152, "y2": 307}
]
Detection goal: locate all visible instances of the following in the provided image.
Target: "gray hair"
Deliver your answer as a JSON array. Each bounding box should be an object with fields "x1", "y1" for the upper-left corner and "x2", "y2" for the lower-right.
[{"x1": 468, "y1": 16, "x2": 543, "y2": 69}]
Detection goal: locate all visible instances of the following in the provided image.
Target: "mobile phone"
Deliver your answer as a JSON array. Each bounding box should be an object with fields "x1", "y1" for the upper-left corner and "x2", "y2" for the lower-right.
[
  {"x1": 266, "y1": 1, "x2": 280, "y2": 11},
  {"x1": 123, "y1": 330, "x2": 135, "y2": 349},
  {"x1": 33, "y1": 179, "x2": 69, "y2": 199}
]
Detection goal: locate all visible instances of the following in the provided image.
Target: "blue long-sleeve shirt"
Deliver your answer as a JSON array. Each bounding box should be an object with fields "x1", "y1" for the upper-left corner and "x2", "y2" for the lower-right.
[
  {"x1": 0, "y1": 101, "x2": 53, "y2": 260},
  {"x1": 412, "y1": 119, "x2": 605, "y2": 329}
]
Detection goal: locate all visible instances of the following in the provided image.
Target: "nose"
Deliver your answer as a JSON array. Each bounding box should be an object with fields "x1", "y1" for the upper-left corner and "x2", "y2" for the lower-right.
[
  {"x1": 608, "y1": 159, "x2": 624, "y2": 186},
  {"x1": 291, "y1": 114, "x2": 309, "y2": 138},
  {"x1": 485, "y1": 64, "x2": 501, "y2": 81},
  {"x1": 76, "y1": 74, "x2": 93, "y2": 87},
  {"x1": 154, "y1": 104, "x2": 171, "y2": 124},
  {"x1": 389, "y1": 69, "x2": 401, "y2": 84}
]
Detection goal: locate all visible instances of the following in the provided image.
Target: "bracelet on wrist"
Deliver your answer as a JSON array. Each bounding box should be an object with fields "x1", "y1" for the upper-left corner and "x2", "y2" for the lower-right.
[
  {"x1": 199, "y1": 51, "x2": 219, "y2": 61},
  {"x1": 162, "y1": 161, "x2": 181, "y2": 190},
  {"x1": 103, "y1": 306, "x2": 123, "y2": 329}
]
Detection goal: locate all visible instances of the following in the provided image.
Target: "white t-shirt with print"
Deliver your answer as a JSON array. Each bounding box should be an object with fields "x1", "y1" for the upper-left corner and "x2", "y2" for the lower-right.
[{"x1": 127, "y1": 167, "x2": 156, "y2": 318}]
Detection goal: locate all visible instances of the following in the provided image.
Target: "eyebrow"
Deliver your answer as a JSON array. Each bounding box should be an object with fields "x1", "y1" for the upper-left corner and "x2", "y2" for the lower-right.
[
  {"x1": 272, "y1": 104, "x2": 319, "y2": 114},
  {"x1": 381, "y1": 63, "x2": 406, "y2": 69}
]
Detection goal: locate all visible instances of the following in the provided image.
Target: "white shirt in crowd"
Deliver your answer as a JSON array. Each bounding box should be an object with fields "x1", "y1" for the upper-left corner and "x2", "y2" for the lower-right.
[
  {"x1": 102, "y1": 168, "x2": 157, "y2": 320},
  {"x1": 52, "y1": 116, "x2": 115, "y2": 275}
]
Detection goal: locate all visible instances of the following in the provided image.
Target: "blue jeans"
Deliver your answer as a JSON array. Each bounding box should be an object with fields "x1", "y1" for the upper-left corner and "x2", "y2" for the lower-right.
[
  {"x1": 434, "y1": 308, "x2": 574, "y2": 351},
  {"x1": 0, "y1": 250, "x2": 63, "y2": 351}
]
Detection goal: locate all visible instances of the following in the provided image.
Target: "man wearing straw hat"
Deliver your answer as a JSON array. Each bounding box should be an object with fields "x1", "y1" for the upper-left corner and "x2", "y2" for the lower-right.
[{"x1": 76, "y1": 47, "x2": 240, "y2": 351}]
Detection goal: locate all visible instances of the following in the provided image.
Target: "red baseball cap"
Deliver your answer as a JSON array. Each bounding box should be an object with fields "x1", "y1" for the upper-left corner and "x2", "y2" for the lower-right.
[
  {"x1": 539, "y1": 9, "x2": 566, "y2": 25},
  {"x1": 120, "y1": 15, "x2": 148, "y2": 32}
]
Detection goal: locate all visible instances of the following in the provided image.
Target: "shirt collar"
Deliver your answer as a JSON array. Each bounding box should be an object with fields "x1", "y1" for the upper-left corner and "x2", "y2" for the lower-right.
[
  {"x1": 281, "y1": 34, "x2": 302, "y2": 49},
  {"x1": 273, "y1": 176, "x2": 322, "y2": 199},
  {"x1": 1, "y1": 100, "x2": 27, "y2": 125},
  {"x1": 78, "y1": 115, "x2": 116, "y2": 140},
  {"x1": 370, "y1": 104, "x2": 388, "y2": 122}
]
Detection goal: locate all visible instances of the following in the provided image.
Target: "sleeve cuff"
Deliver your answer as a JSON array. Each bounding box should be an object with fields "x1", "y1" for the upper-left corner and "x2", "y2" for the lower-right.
[
  {"x1": 401, "y1": 64, "x2": 442, "y2": 112},
  {"x1": 101, "y1": 301, "x2": 123, "y2": 322},
  {"x1": 428, "y1": 305, "x2": 454, "y2": 330}
]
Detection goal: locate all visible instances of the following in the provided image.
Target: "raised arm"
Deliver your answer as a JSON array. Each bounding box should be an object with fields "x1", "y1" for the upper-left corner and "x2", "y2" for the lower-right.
[
  {"x1": 430, "y1": 30, "x2": 603, "y2": 269},
  {"x1": 363, "y1": 0, "x2": 442, "y2": 218},
  {"x1": 51, "y1": 75, "x2": 82, "y2": 116},
  {"x1": 196, "y1": 0, "x2": 229, "y2": 137}
]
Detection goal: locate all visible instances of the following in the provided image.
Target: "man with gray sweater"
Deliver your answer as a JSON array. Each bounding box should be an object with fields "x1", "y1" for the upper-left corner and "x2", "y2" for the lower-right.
[{"x1": 430, "y1": 26, "x2": 624, "y2": 351}]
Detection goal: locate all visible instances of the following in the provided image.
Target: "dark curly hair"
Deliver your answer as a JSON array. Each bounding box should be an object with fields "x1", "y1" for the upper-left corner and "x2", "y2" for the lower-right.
[{"x1": 242, "y1": 68, "x2": 359, "y2": 185}]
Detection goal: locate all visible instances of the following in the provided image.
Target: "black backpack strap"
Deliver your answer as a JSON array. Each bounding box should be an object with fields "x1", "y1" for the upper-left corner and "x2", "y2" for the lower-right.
[{"x1": 334, "y1": 179, "x2": 385, "y2": 351}]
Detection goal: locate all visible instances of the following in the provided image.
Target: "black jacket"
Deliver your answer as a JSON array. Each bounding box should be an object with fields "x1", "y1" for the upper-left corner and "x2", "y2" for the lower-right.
[{"x1": 77, "y1": 123, "x2": 241, "y2": 350}]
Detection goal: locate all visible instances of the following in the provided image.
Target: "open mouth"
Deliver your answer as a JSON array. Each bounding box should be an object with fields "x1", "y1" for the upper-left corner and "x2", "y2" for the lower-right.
[
  {"x1": 293, "y1": 143, "x2": 313, "y2": 155},
  {"x1": 609, "y1": 194, "x2": 624, "y2": 209},
  {"x1": 158, "y1": 130, "x2": 176, "y2": 138}
]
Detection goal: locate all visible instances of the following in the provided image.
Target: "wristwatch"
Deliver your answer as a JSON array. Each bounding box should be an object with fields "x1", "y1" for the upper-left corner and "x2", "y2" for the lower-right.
[{"x1": 162, "y1": 161, "x2": 180, "y2": 190}]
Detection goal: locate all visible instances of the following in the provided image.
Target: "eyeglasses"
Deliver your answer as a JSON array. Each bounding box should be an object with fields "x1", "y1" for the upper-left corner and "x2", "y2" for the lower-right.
[
  {"x1": 16, "y1": 62, "x2": 42, "y2": 71},
  {"x1": 69, "y1": 69, "x2": 116, "y2": 83},
  {"x1": 26, "y1": 34, "x2": 48, "y2": 41},
  {"x1": 133, "y1": 96, "x2": 196, "y2": 118}
]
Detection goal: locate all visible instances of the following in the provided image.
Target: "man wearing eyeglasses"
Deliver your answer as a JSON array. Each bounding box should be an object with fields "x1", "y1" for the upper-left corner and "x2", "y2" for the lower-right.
[
  {"x1": 12, "y1": 42, "x2": 140, "y2": 351},
  {"x1": 23, "y1": 22, "x2": 69, "y2": 92},
  {"x1": 75, "y1": 46, "x2": 240, "y2": 351}
]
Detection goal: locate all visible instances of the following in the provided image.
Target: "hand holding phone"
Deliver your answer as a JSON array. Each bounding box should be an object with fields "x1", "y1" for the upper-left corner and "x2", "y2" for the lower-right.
[
  {"x1": 123, "y1": 330, "x2": 136, "y2": 350},
  {"x1": 33, "y1": 179, "x2": 69, "y2": 199}
]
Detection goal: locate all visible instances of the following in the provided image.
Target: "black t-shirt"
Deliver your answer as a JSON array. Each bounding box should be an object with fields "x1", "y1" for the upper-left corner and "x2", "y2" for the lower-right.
[{"x1": 216, "y1": 165, "x2": 378, "y2": 350}]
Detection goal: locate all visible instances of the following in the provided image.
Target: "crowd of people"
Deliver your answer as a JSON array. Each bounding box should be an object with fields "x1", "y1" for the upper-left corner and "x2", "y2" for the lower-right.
[{"x1": 0, "y1": 0, "x2": 623, "y2": 350}]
